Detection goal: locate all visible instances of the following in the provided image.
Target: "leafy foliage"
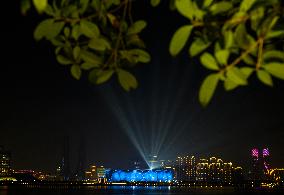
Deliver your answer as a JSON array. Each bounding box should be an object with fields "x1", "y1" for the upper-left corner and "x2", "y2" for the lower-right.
[
  {"x1": 25, "y1": 0, "x2": 150, "y2": 91},
  {"x1": 22, "y1": 0, "x2": 284, "y2": 107},
  {"x1": 169, "y1": 0, "x2": 284, "y2": 106}
]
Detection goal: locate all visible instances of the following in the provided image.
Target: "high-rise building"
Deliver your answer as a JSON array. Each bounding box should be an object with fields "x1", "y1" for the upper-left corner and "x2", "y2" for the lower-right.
[
  {"x1": 175, "y1": 156, "x2": 196, "y2": 182},
  {"x1": 97, "y1": 166, "x2": 106, "y2": 178},
  {"x1": 75, "y1": 136, "x2": 86, "y2": 180},
  {"x1": 251, "y1": 148, "x2": 271, "y2": 182},
  {"x1": 269, "y1": 168, "x2": 284, "y2": 187},
  {"x1": 188, "y1": 156, "x2": 196, "y2": 181},
  {"x1": 196, "y1": 158, "x2": 209, "y2": 182},
  {"x1": 194, "y1": 156, "x2": 234, "y2": 185},
  {"x1": 262, "y1": 148, "x2": 270, "y2": 172},
  {"x1": 232, "y1": 167, "x2": 244, "y2": 186},
  {"x1": 85, "y1": 165, "x2": 98, "y2": 181},
  {"x1": 223, "y1": 162, "x2": 233, "y2": 184},
  {"x1": 0, "y1": 146, "x2": 11, "y2": 176},
  {"x1": 61, "y1": 137, "x2": 70, "y2": 181}
]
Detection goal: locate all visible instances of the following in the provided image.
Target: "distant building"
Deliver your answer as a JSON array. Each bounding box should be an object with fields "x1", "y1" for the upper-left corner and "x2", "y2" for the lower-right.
[
  {"x1": 133, "y1": 161, "x2": 141, "y2": 169},
  {"x1": 0, "y1": 146, "x2": 12, "y2": 176},
  {"x1": 269, "y1": 168, "x2": 284, "y2": 187},
  {"x1": 60, "y1": 137, "x2": 71, "y2": 181},
  {"x1": 97, "y1": 166, "x2": 106, "y2": 178},
  {"x1": 85, "y1": 165, "x2": 98, "y2": 181},
  {"x1": 232, "y1": 167, "x2": 245, "y2": 187},
  {"x1": 148, "y1": 155, "x2": 159, "y2": 169},
  {"x1": 176, "y1": 155, "x2": 236, "y2": 185},
  {"x1": 196, "y1": 158, "x2": 209, "y2": 182},
  {"x1": 175, "y1": 156, "x2": 196, "y2": 182},
  {"x1": 251, "y1": 148, "x2": 271, "y2": 182}
]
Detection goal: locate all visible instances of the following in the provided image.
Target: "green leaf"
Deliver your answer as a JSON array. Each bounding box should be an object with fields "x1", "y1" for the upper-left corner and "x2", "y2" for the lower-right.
[
  {"x1": 71, "y1": 65, "x2": 82, "y2": 80},
  {"x1": 120, "y1": 49, "x2": 151, "y2": 64},
  {"x1": 192, "y1": 2, "x2": 205, "y2": 20},
  {"x1": 263, "y1": 50, "x2": 284, "y2": 62},
  {"x1": 55, "y1": 47, "x2": 62, "y2": 55},
  {"x1": 35, "y1": 20, "x2": 65, "y2": 41},
  {"x1": 258, "y1": 16, "x2": 279, "y2": 36},
  {"x1": 257, "y1": 70, "x2": 273, "y2": 86},
  {"x1": 126, "y1": 35, "x2": 146, "y2": 48},
  {"x1": 200, "y1": 53, "x2": 219, "y2": 70},
  {"x1": 80, "y1": 0, "x2": 90, "y2": 14},
  {"x1": 224, "y1": 30, "x2": 234, "y2": 49},
  {"x1": 234, "y1": 23, "x2": 255, "y2": 49},
  {"x1": 32, "y1": 0, "x2": 48, "y2": 13},
  {"x1": 227, "y1": 67, "x2": 248, "y2": 85},
  {"x1": 189, "y1": 38, "x2": 211, "y2": 57},
  {"x1": 21, "y1": 0, "x2": 31, "y2": 15},
  {"x1": 209, "y1": 2, "x2": 233, "y2": 15},
  {"x1": 203, "y1": 0, "x2": 214, "y2": 8},
  {"x1": 44, "y1": 4, "x2": 55, "y2": 16},
  {"x1": 215, "y1": 50, "x2": 230, "y2": 65},
  {"x1": 81, "y1": 62, "x2": 99, "y2": 70},
  {"x1": 199, "y1": 73, "x2": 220, "y2": 107},
  {"x1": 72, "y1": 25, "x2": 81, "y2": 40},
  {"x1": 224, "y1": 78, "x2": 238, "y2": 91},
  {"x1": 56, "y1": 55, "x2": 73, "y2": 65},
  {"x1": 107, "y1": 13, "x2": 117, "y2": 26},
  {"x1": 240, "y1": 67, "x2": 254, "y2": 78},
  {"x1": 80, "y1": 20, "x2": 100, "y2": 38},
  {"x1": 88, "y1": 37, "x2": 112, "y2": 51},
  {"x1": 80, "y1": 50, "x2": 102, "y2": 66},
  {"x1": 89, "y1": 69, "x2": 114, "y2": 84},
  {"x1": 240, "y1": 0, "x2": 257, "y2": 12},
  {"x1": 264, "y1": 63, "x2": 284, "y2": 80},
  {"x1": 34, "y1": 19, "x2": 54, "y2": 41},
  {"x1": 175, "y1": 0, "x2": 194, "y2": 20},
  {"x1": 151, "y1": 0, "x2": 161, "y2": 7},
  {"x1": 242, "y1": 54, "x2": 255, "y2": 65},
  {"x1": 214, "y1": 42, "x2": 222, "y2": 55},
  {"x1": 250, "y1": 7, "x2": 264, "y2": 31},
  {"x1": 169, "y1": 25, "x2": 193, "y2": 56},
  {"x1": 64, "y1": 27, "x2": 70, "y2": 37},
  {"x1": 91, "y1": 0, "x2": 100, "y2": 11},
  {"x1": 73, "y1": 46, "x2": 81, "y2": 61},
  {"x1": 48, "y1": 22, "x2": 65, "y2": 40},
  {"x1": 265, "y1": 31, "x2": 284, "y2": 39},
  {"x1": 117, "y1": 69, "x2": 138, "y2": 91},
  {"x1": 127, "y1": 20, "x2": 147, "y2": 35},
  {"x1": 129, "y1": 49, "x2": 151, "y2": 63}
]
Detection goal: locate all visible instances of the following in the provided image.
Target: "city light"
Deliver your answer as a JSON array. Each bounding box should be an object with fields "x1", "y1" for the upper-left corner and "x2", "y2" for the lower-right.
[
  {"x1": 251, "y1": 148, "x2": 259, "y2": 158},
  {"x1": 108, "y1": 169, "x2": 173, "y2": 183}
]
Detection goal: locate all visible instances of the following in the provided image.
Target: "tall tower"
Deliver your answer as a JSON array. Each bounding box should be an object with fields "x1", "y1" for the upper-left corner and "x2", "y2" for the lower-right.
[
  {"x1": 75, "y1": 136, "x2": 86, "y2": 180},
  {"x1": 262, "y1": 148, "x2": 270, "y2": 172},
  {"x1": 251, "y1": 148, "x2": 270, "y2": 182},
  {"x1": 0, "y1": 146, "x2": 11, "y2": 176},
  {"x1": 61, "y1": 136, "x2": 71, "y2": 181}
]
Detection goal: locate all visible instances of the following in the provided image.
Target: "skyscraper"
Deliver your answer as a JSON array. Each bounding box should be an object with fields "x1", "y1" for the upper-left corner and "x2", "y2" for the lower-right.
[
  {"x1": 262, "y1": 148, "x2": 270, "y2": 172},
  {"x1": 61, "y1": 136, "x2": 70, "y2": 181},
  {"x1": 75, "y1": 136, "x2": 86, "y2": 180},
  {"x1": 251, "y1": 148, "x2": 271, "y2": 182},
  {"x1": 0, "y1": 146, "x2": 11, "y2": 176},
  {"x1": 176, "y1": 156, "x2": 197, "y2": 182}
]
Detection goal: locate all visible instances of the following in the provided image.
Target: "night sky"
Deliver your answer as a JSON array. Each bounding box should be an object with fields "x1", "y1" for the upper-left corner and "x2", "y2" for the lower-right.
[{"x1": 1, "y1": 1, "x2": 284, "y2": 174}]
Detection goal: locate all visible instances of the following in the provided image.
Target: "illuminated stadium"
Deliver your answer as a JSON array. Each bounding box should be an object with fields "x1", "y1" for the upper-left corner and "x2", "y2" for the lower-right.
[{"x1": 107, "y1": 169, "x2": 173, "y2": 183}]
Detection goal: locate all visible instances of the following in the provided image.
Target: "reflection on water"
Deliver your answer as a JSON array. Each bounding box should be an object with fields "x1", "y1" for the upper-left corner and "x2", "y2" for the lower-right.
[{"x1": 0, "y1": 186, "x2": 282, "y2": 195}]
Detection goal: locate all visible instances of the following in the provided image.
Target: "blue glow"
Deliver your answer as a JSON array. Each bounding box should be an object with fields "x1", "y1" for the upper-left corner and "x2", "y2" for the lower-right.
[{"x1": 108, "y1": 169, "x2": 173, "y2": 183}]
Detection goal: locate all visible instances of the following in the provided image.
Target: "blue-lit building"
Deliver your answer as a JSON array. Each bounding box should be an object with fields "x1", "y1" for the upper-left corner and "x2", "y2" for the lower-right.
[{"x1": 107, "y1": 169, "x2": 173, "y2": 183}]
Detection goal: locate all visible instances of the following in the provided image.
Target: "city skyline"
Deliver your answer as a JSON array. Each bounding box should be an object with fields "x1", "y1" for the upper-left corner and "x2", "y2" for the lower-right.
[{"x1": 2, "y1": 144, "x2": 283, "y2": 189}]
